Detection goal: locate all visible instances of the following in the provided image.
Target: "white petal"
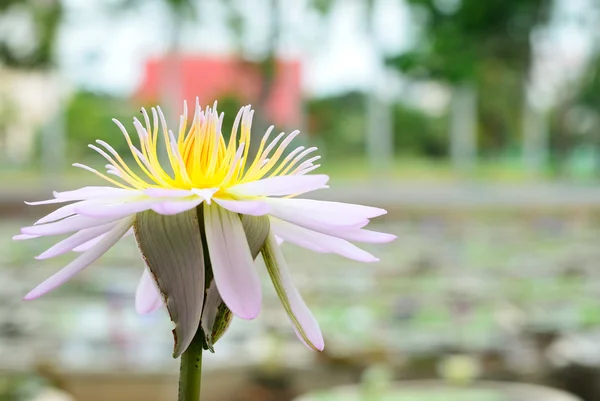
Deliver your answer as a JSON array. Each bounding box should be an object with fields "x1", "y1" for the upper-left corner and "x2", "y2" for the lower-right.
[
  {"x1": 21, "y1": 215, "x2": 121, "y2": 236},
  {"x1": 262, "y1": 234, "x2": 324, "y2": 351},
  {"x1": 135, "y1": 269, "x2": 163, "y2": 315},
  {"x1": 13, "y1": 234, "x2": 40, "y2": 240},
  {"x1": 191, "y1": 188, "x2": 219, "y2": 204},
  {"x1": 213, "y1": 198, "x2": 270, "y2": 216},
  {"x1": 265, "y1": 197, "x2": 369, "y2": 233},
  {"x1": 34, "y1": 200, "x2": 107, "y2": 225},
  {"x1": 54, "y1": 186, "x2": 140, "y2": 201},
  {"x1": 24, "y1": 217, "x2": 134, "y2": 300},
  {"x1": 144, "y1": 188, "x2": 193, "y2": 198},
  {"x1": 325, "y1": 227, "x2": 396, "y2": 243},
  {"x1": 270, "y1": 218, "x2": 378, "y2": 262},
  {"x1": 228, "y1": 174, "x2": 329, "y2": 197},
  {"x1": 75, "y1": 198, "x2": 159, "y2": 218},
  {"x1": 151, "y1": 198, "x2": 204, "y2": 215},
  {"x1": 73, "y1": 228, "x2": 133, "y2": 252},
  {"x1": 35, "y1": 222, "x2": 119, "y2": 260},
  {"x1": 274, "y1": 198, "x2": 386, "y2": 219},
  {"x1": 204, "y1": 204, "x2": 262, "y2": 319}
]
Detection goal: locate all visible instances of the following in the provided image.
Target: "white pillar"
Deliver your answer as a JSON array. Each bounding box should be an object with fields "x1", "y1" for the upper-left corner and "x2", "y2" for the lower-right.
[
  {"x1": 366, "y1": 69, "x2": 395, "y2": 173},
  {"x1": 450, "y1": 84, "x2": 477, "y2": 174},
  {"x1": 522, "y1": 100, "x2": 548, "y2": 176}
]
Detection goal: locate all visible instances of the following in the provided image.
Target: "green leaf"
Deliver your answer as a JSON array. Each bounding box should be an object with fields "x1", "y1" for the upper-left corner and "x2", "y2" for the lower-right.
[{"x1": 134, "y1": 209, "x2": 205, "y2": 358}]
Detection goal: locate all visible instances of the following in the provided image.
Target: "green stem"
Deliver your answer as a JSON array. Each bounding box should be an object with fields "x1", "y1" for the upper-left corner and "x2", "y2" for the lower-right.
[{"x1": 178, "y1": 331, "x2": 203, "y2": 401}]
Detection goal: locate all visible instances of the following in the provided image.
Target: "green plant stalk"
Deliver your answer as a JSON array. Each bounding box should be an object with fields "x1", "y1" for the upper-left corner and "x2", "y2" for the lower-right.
[{"x1": 178, "y1": 329, "x2": 204, "y2": 401}]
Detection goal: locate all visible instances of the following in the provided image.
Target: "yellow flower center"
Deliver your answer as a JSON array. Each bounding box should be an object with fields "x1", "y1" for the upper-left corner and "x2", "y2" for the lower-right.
[{"x1": 83, "y1": 101, "x2": 309, "y2": 197}]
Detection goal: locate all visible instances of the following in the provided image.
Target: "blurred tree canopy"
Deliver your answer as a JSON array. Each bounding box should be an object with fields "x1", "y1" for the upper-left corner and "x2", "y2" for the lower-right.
[
  {"x1": 388, "y1": 0, "x2": 553, "y2": 154},
  {"x1": 0, "y1": 0, "x2": 62, "y2": 68}
]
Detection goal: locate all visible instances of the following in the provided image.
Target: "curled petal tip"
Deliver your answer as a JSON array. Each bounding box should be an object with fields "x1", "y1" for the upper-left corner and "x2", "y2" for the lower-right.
[
  {"x1": 23, "y1": 291, "x2": 38, "y2": 301},
  {"x1": 237, "y1": 310, "x2": 261, "y2": 320}
]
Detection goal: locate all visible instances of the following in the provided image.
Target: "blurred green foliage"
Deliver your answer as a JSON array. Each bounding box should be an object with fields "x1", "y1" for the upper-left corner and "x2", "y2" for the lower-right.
[
  {"x1": 307, "y1": 92, "x2": 447, "y2": 158},
  {"x1": 388, "y1": 0, "x2": 552, "y2": 155},
  {"x1": 64, "y1": 91, "x2": 138, "y2": 159},
  {"x1": 0, "y1": 0, "x2": 62, "y2": 68}
]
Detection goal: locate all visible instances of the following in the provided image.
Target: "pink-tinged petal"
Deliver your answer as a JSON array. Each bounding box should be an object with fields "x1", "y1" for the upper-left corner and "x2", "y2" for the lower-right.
[
  {"x1": 21, "y1": 215, "x2": 121, "y2": 236},
  {"x1": 72, "y1": 234, "x2": 105, "y2": 252},
  {"x1": 328, "y1": 228, "x2": 397, "y2": 244},
  {"x1": 53, "y1": 186, "x2": 140, "y2": 201},
  {"x1": 72, "y1": 228, "x2": 133, "y2": 252},
  {"x1": 276, "y1": 198, "x2": 386, "y2": 219},
  {"x1": 13, "y1": 234, "x2": 40, "y2": 240},
  {"x1": 270, "y1": 218, "x2": 378, "y2": 262},
  {"x1": 229, "y1": 174, "x2": 329, "y2": 197},
  {"x1": 135, "y1": 269, "x2": 163, "y2": 315},
  {"x1": 34, "y1": 202, "x2": 81, "y2": 225},
  {"x1": 75, "y1": 198, "x2": 159, "y2": 219},
  {"x1": 24, "y1": 217, "x2": 134, "y2": 300},
  {"x1": 35, "y1": 222, "x2": 119, "y2": 260},
  {"x1": 262, "y1": 233, "x2": 324, "y2": 351},
  {"x1": 144, "y1": 188, "x2": 193, "y2": 198},
  {"x1": 213, "y1": 198, "x2": 270, "y2": 216},
  {"x1": 265, "y1": 198, "x2": 369, "y2": 232},
  {"x1": 269, "y1": 219, "x2": 326, "y2": 253},
  {"x1": 204, "y1": 204, "x2": 262, "y2": 320},
  {"x1": 33, "y1": 200, "x2": 108, "y2": 225},
  {"x1": 151, "y1": 198, "x2": 204, "y2": 215},
  {"x1": 25, "y1": 198, "x2": 74, "y2": 206}
]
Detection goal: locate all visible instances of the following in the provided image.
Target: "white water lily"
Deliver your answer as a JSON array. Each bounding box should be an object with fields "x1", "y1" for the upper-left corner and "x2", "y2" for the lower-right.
[{"x1": 15, "y1": 100, "x2": 395, "y2": 355}]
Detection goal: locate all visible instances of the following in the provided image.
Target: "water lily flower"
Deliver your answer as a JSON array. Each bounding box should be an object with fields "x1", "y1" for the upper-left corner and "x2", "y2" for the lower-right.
[{"x1": 15, "y1": 100, "x2": 395, "y2": 356}]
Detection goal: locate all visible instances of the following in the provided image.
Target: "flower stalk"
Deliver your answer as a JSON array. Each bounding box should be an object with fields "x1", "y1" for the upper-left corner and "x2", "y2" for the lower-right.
[{"x1": 179, "y1": 328, "x2": 204, "y2": 401}]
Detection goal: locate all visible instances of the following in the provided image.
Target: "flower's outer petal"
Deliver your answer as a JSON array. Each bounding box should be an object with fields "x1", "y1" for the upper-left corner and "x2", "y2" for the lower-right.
[
  {"x1": 134, "y1": 209, "x2": 205, "y2": 358},
  {"x1": 24, "y1": 216, "x2": 134, "y2": 300},
  {"x1": 214, "y1": 198, "x2": 270, "y2": 216},
  {"x1": 135, "y1": 269, "x2": 163, "y2": 315},
  {"x1": 71, "y1": 228, "x2": 133, "y2": 253},
  {"x1": 272, "y1": 198, "x2": 387, "y2": 219},
  {"x1": 151, "y1": 198, "x2": 203, "y2": 215},
  {"x1": 269, "y1": 218, "x2": 325, "y2": 253},
  {"x1": 204, "y1": 204, "x2": 262, "y2": 320},
  {"x1": 264, "y1": 198, "x2": 369, "y2": 233},
  {"x1": 200, "y1": 280, "x2": 222, "y2": 351},
  {"x1": 53, "y1": 187, "x2": 140, "y2": 201},
  {"x1": 270, "y1": 218, "x2": 378, "y2": 262},
  {"x1": 324, "y1": 227, "x2": 396, "y2": 243},
  {"x1": 13, "y1": 234, "x2": 40, "y2": 240},
  {"x1": 34, "y1": 201, "x2": 89, "y2": 225},
  {"x1": 35, "y1": 222, "x2": 119, "y2": 260},
  {"x1": 75, "y1": 198, "x2": 161, "y2": 219},
  {"x1": 239, "y1": 214, "x2": 270, "y2": 258},
  {"x1": 261, "y1": 233, "x2": 324, "y2": 351},
  {"x1": 200, "y1": 280, "x2": 233, "y2": 352},
  {"x1": 21, "y1": 215, "x2": 121, "y2": 236},
  {"x1": 228, "y1": 174, "x2": 329, "y2": 197}
]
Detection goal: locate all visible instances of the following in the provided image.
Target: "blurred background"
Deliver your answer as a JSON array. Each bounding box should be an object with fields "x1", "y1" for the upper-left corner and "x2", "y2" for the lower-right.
[{"x1": 2, "y1": 0, "x2": 600, "y2": 400}]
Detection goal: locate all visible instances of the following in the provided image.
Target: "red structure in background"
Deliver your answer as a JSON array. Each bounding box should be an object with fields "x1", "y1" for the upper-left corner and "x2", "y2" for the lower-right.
[{"x1": 136, "y1": 56, "x2": 302, "y2": 128}]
